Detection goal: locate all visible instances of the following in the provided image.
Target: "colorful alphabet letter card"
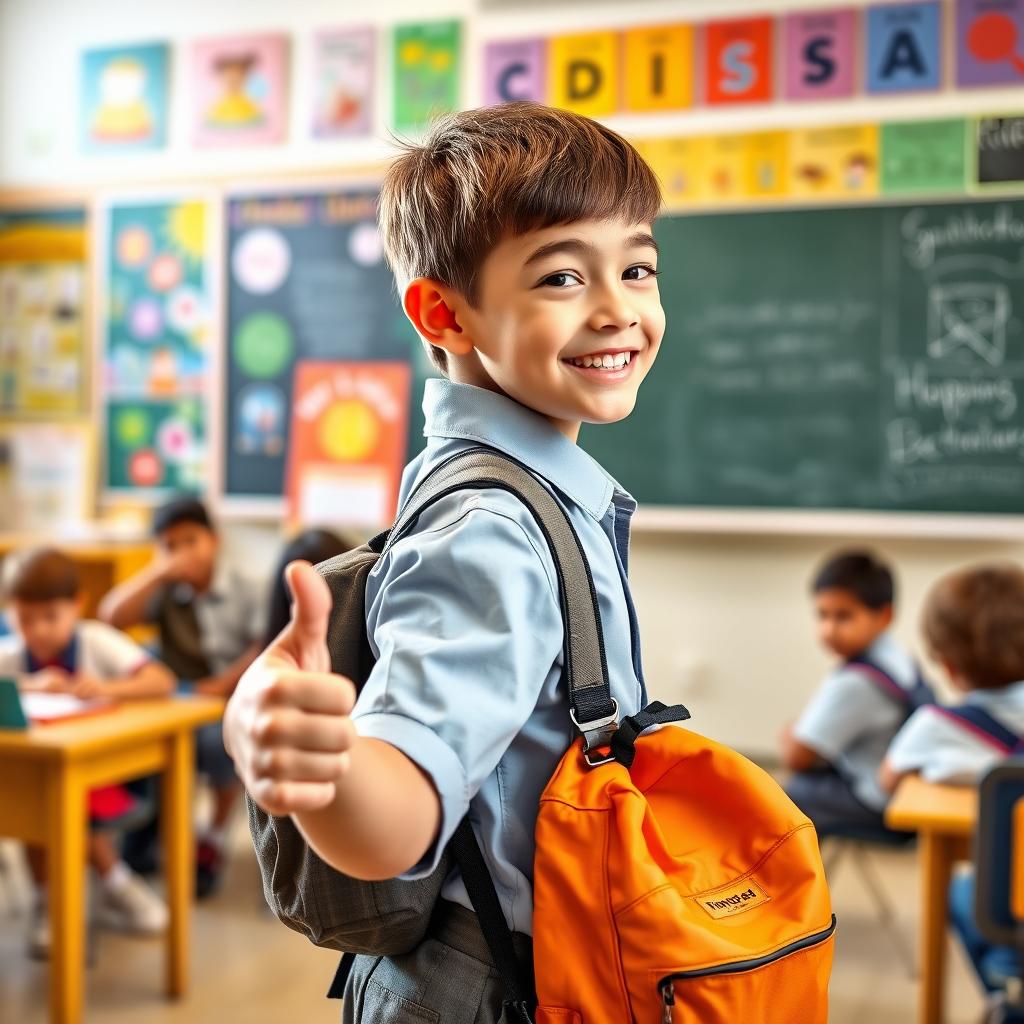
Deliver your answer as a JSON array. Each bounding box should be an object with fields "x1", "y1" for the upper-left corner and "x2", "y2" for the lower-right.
[
  {"x1": 957, "y1": 0, "x2": 1024, "y2": 87},
  {"x1": 705, "y1": 17, "x2": 775, "y2": 105},
  {"x1": 866, "y1": 2, "x2": 942, "y2": 94},
  {"x1": 549, "y1": 31, "x2": 619, "y2": 117},
  {"x1": 191, "y1": 33, "x2": 289, "y2": 147},
  {"x1": 484, "y1": 39, "x2": 546, "y2": 106},
  {"x1": 784, "y1": 8, "x2": 858, "y2": 100}
]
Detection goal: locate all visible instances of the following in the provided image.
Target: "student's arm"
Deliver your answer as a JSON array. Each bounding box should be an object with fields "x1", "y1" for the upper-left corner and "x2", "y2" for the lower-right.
[
  {"x1": 877, "y1": 757, "x2": 908, "y2": 795},
  {"x1": 98, "y1": 550, "x2": 187, "y2": 629},
  {"x1": 18, "y1": 667, "x2": 73, "y2": 693},
  {"x1": 225, "y1": 563, "x2": 439, "y2": 879},
  {"x1": 73, "y1": 659, "x2": 175, "y2": 701},
  {"x1": 780, "y1": 723, "x2": 824, "y2": 772},
  {"x1": 69, "y1": 622, "x2": 175, "y2": 700},
  {"x1": 194, "y1": 642, "x2": 261, "y2": 697}
]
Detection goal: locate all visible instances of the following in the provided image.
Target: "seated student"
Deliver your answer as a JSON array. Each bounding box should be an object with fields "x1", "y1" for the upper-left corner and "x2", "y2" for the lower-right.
[
  {"x1": 262, "y1": 528, "x2": 353, "y2": 647},
  {"x1": 0, "y1": 548, "x2": 174, "y2": 956},
  {"x1": 99, "y1": 496, "x2": 266, "y2": 897},
  {"x1": 879, "y1": 564, "x2": 1024, "y2": 1024},
  {"x1": 781, "y1": 550, "x2": 931, "y2": 837}
]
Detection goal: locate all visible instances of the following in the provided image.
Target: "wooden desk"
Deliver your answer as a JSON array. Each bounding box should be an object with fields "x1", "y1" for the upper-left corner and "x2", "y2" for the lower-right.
[
  {"x1": 0, "y1": 696, "x2": 224, "y2": 1024},
  {"x1": 886, "y1": 776, "x2": 979, "y2": 1024}
]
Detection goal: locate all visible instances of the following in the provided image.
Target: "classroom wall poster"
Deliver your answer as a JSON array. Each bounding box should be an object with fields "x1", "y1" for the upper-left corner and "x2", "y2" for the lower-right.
[
  {"x1": 623, "y1": 24, "x2": 694, "y2": 113},
  {"x1": 311, "y1": 27, "x2": 375, "y2": 138},
  {"x1": 783, "y1": 8, "x2": 858, "y2": 100},
  {"x1": 957, "y1": 0, "x2": 1024, "y2": 87},
  {"x1": 881, "y1": 119, "x2": 968, "y2": 193},
  {"x1": 866, "y1": 2, "x2": 942, "y2": 94},
  {"x1": 286, "y1": 361, "x2": 411, "y2": 529},
  {"x1": 704, "y1": 17, "x2": 775, "y2": 106},
  {"x1": 790, "y1": 124, "x2": 880, "y2": 198},
  {"x1": 974, "y1": 116, "x2": 1024, "y2": 188},
  {"x1": 0, "y1": 210, "x2": 87, "y2": 416},
  {"x1": 392, "y1": 21, "x2": 461, "y2": 133},
  {"x1": 548, "y1": 31, "x2": 619, "y2": 117},
  {"x1": 191, "y1": 34, "x2": 289, "y2": 147},
  {"x1": 483, "y1": 39, "x2": 546, "y2": 106},
  {"x1": 224, "y1": 186, "x2": 420, "y2": 507},
  {"x1": 745, "y1": 131, "x2": 792, "y2": 199},
  {"x1": 102, "y1": 198, "x2": 212, "y2": 495},
  {"x1": 635, "y1": 137, "x2": 710, "y2": 208},
  {"x1": 80, "y1": 43, "x2": 168, "y2": 153}
]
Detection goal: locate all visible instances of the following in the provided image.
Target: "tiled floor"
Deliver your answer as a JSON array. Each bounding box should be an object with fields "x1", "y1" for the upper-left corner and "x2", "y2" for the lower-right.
[{"x1": 0, "y1": 828, "x2": 988, "y2": 1023}]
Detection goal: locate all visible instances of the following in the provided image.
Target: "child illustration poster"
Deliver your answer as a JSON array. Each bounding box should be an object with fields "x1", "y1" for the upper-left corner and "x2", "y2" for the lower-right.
[
  {"x1": 103, "y1": 197, "x2": 211, "y2": 493},
  {"x1": 192, "y1": 34, "x2": 288, "y2": 147},
  {"x1": 286, "y1": 361, "x2": 411, "y2": 529},
  {"x1": 81, "y1": 43, "x2": 168, "y2": 152},
  {"x1": 636, "y1": 136, "x2": 710, "y2": 208},
  {"x1": 957, "y1": 0, "x2": 1024, "y2": 87},
  {"x1": 789, "y1": 124, "x2": 879, "y2": 198},
  {"x1": 392, "y1": 21, "x2": 462, "y2": 132},
  {"x1": 312, "y1": 27, "x2": 375, "y2": 137}
]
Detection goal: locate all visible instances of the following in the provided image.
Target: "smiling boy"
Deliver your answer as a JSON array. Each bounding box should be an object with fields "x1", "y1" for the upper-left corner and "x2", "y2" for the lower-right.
[{"x1": 225, "y1": 102, "x2": 663, "y2": 1022}]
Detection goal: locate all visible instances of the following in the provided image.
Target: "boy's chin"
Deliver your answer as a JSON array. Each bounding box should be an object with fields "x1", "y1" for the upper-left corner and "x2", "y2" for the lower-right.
[{"x1": 579, "y1": 393, "x2": 639, "y2": 426}]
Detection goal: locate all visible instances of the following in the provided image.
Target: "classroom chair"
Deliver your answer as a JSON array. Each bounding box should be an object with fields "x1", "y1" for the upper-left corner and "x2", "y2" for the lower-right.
[
  {"x1": 822, "y1": 823, "x2": 918, "y2": 977},
  {"x1": 975, "y1": 758, "x2": 1024, "y2": 1020}
]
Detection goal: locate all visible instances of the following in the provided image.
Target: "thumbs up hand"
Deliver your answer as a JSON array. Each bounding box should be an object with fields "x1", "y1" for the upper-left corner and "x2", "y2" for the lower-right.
[{"x1": 224, "y1": 561, "x2": 357, "y2": 816}]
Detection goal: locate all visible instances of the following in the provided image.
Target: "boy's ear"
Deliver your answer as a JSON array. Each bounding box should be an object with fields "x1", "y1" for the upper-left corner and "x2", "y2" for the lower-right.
[
  {"x1": 403, "y1": 278, "x2": 474, "y2": 357},
  {"x1": 879, "y1": 604, "x2": 894, "y2": 629}
]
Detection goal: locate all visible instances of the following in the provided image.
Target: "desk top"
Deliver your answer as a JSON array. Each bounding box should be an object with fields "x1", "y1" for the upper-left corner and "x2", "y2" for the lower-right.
[
  {"x1": 885, "y1": 775, "x2": 978, "y2": 837},
  {"x1": 0, "y1": 696, "x2": 224, "y2": 762}
]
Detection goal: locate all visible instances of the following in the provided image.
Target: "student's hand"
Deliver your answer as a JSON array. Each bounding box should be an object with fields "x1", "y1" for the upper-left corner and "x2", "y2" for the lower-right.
[
  {"x1": 194, "y1": 674, "x2": 228, "y2": 696},
  {"x1": 155, "y1": 548, "x2": 194, "y2": 584},
  {"x1": 70, "y1": 672, "x2": 108, "y2": 700},
  {"x1": 22, "y1": 667, "x2": 72, "y2": 693},
  {"x1": 224, "y1": 561, "x2": 357, "y2": 817}
]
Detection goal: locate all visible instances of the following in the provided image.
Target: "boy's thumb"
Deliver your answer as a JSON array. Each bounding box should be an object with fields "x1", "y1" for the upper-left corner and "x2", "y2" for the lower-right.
[{"x1": 284, "y1": 560, "x2": 332, "y2": 649}]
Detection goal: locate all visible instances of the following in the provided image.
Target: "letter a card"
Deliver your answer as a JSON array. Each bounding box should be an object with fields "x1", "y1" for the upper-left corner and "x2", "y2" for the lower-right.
[
  {"x1": 784, "y1": 8, "x2": 858, "y2": 100},
  {"x1": 548, "y1": 31, "x2": 618, "y2": 117},
  {"x1": 704, "y1": 17, "x2": 775, "y2": 105},
  {"x1": 866, "y1": 2, "x2": 942, "y2": 94}
]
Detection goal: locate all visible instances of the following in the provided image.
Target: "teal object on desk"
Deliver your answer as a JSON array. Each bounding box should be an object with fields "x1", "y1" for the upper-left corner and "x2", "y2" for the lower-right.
[{"x1": 0, "y1": 678, "x2": 28, "y2": 730}]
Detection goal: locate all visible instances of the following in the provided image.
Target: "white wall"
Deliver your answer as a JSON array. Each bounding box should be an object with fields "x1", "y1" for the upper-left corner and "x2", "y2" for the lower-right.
[{"x1": 3, "y1": 0, "x2": 1023, "y2": 757}]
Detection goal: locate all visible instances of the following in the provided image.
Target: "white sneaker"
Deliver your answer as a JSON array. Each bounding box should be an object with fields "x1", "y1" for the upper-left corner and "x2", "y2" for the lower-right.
[
  {"x1": 95, "y1": 870, "x2": 168, "y2": 935},
  {"x1": 27, "y1": 898, "x2": 50, "y2": 959}
]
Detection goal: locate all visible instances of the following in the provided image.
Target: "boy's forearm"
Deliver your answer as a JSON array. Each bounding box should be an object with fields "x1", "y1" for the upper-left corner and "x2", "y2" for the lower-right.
[
  {"x1": 98, "y1": 563, "x2": 166, "y2": 628},
  {"x1": 292, "y1": 736, "x2": 441, "y2": 882},
  {"x1": 106, "y1": 662, "x2": 175, "y2": 699}
]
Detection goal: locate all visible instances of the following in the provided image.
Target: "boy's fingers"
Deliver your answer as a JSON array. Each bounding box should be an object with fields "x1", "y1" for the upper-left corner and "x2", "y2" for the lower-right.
[
  {"x1": 252, "y1": 706, "x2": 356, "y2": 752},
  {"x1": 260, "y1": 669, "x2": 356, "y2": 716},
  {"x1": 250, "y1": 778, "x2": 337, "y2": 816},
  {"x1": 254, "y1": 748, "x2": 351, "y2": 783}
]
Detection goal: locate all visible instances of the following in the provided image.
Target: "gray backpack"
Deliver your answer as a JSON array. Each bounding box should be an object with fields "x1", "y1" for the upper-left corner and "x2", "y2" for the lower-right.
[{"x1": 246, "y1": 446, "x2": 683, "y2": 1017}]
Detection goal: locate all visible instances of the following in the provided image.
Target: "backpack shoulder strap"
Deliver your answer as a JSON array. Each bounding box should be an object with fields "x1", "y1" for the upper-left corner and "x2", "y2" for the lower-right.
[
  {"x1": 933, "y1": 704, "x2": 1022, "y2": 755},
  {"x1": 387, "y1": 445, "x2": 617, "y2": 757},
  {"x1": 846, "y1": 655, "x2": 935, "y2": 713}
]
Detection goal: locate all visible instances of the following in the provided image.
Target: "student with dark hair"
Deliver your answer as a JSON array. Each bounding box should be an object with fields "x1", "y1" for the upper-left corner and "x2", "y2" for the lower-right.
[
  {"x1": 780, "y1": 549, "x2": 932, "y2": 837},
  {"x1": 99, "y1": 495, "x2": 266, "y2": 897},
  {"x1": 0, "y1": 547, "x2": 174, "y2": 956},
  {"x1": 262, "y1": 529, "x2": 354, "y2": 648}
]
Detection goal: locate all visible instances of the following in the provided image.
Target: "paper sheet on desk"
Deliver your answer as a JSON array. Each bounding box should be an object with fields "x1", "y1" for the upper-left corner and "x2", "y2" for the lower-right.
[{"x1": 21, "y1": 693, "x2": 114, "y2": 723}]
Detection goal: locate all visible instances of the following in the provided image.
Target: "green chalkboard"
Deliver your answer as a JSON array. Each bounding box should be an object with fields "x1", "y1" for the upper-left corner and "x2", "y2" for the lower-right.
[{"x1": 582, "y1": 198, "x2": 1024, "y2": 514}]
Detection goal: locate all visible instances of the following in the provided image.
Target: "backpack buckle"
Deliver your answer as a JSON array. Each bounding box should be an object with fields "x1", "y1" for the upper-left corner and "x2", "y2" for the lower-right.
[{"x1": 570, "y1": 698, "x2": 619, "y2": 767}]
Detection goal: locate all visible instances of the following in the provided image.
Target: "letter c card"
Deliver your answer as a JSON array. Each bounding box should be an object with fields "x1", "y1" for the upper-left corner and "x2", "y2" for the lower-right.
[
  {"x1": 705, "y1": 17, "x2": 775, "y2": 105},
  {"x1": 483, "y1": 39, "x2": 546, "y2": 106}
]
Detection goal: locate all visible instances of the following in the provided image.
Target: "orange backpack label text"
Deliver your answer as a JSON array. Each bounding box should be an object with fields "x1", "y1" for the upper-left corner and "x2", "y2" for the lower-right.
[{"x1": 696, "y1": 879, "x2": 771, "y2": 919}]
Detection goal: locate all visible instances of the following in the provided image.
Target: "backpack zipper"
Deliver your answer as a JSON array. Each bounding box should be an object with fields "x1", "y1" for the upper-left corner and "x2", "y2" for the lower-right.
[{"x1": 658, "y1": 915, "x2": 837, "y2": 1022}]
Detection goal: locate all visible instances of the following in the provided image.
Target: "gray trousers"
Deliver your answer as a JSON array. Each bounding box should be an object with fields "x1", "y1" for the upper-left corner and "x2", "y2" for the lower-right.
[
  {"x1": 784, "y1": 765, "x2": 888, "y2": 838},
  {"x1": 343, "y1": 902, "x2": 534, "y2": 1024}
]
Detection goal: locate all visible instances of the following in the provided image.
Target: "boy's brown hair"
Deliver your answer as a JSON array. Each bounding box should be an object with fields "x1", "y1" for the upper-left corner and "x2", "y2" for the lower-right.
[
  {"x1": 378, "y1": 101, "x2": 662, "y2": 373},
  {"x1": 922, "y1": 563, "x2": 1024, "y2": 690},
  {"x1": 3, "y1": 548, "x2": 80, "y2": 603}
]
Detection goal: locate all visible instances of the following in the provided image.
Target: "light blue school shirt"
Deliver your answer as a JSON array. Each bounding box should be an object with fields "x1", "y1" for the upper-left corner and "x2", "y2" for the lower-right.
[
  {"x1": 793, "y1": 632, "x2": 919, "y2": 811},
  {"x1": 351, "y1": 379, "x2": 646, "y2": 936}
]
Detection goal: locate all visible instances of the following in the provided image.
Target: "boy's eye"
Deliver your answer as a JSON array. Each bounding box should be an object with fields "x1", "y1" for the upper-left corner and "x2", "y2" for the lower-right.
[
  {"x1": 539, "y1": 271, "x2": 581, "y2": 288},
  {"x1": 624, "y1": 264, "x2": 658, "y2": 281}
]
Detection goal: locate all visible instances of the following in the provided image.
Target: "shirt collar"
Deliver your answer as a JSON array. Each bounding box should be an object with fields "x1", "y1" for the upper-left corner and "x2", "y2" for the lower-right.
[
  {"x1": 25, "y1": 632, "x2": 78, "y2": 674},
  {"x1": 172, "y1": 562, "x2": 231, "y2": 605},
  {"x1": 422, "y1": 379, "x2": 626, "y2": 520}
]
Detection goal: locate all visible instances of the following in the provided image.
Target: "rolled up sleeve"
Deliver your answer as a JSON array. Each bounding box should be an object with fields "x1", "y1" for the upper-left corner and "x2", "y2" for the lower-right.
[{"x1": 352, "y1": 492, "x2": 562, "y2": 879}]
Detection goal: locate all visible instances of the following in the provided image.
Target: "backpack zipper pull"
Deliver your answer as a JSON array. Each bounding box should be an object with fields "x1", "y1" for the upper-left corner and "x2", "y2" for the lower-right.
[{"x1": 661, "y1": 981, "x2": 675, "y2": 1023}]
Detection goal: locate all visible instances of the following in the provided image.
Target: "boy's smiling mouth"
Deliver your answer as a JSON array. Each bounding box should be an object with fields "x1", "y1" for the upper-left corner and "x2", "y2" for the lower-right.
[{"x1": 562, "y1": 347, "x2": 639, "y2": 381}]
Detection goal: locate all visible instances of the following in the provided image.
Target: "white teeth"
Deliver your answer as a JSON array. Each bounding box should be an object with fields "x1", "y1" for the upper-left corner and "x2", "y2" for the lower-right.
[{"x1": 569, "y1": 351, "x2": 634, "y2": 370}]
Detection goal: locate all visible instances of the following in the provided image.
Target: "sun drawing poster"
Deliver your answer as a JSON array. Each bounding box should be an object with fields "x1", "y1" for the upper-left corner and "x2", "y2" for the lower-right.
[
  {"x1": 286, "y1": 361, "x2": 411, "y2": 529},
  {"x1": 103, "y1": 198, "x2": 211, "y2": 494}
]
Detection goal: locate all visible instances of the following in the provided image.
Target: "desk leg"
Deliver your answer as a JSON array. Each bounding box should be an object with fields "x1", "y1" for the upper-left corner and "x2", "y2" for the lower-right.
[
  {"x1": 161, "y1": 729, "x2": 195, "y2": 998},
  {"x1": 47, "y1": 767, "x2": 87, "y2": 1024},
  {"x1": 918, "y1": 832, "x2": 955, "y2": 1024}
]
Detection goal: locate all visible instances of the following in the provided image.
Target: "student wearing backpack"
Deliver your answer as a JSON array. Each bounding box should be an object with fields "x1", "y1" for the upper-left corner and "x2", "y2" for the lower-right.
[
  {"x1": 781, "y1": 551, "x2": 933, "y2": 837},
  {"x1": 879, "y1": 564, "x2": 1024, "y2": 1024},
  {"x1": 225, "y1": 102, "x2": 833, "y2": 1024}
]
